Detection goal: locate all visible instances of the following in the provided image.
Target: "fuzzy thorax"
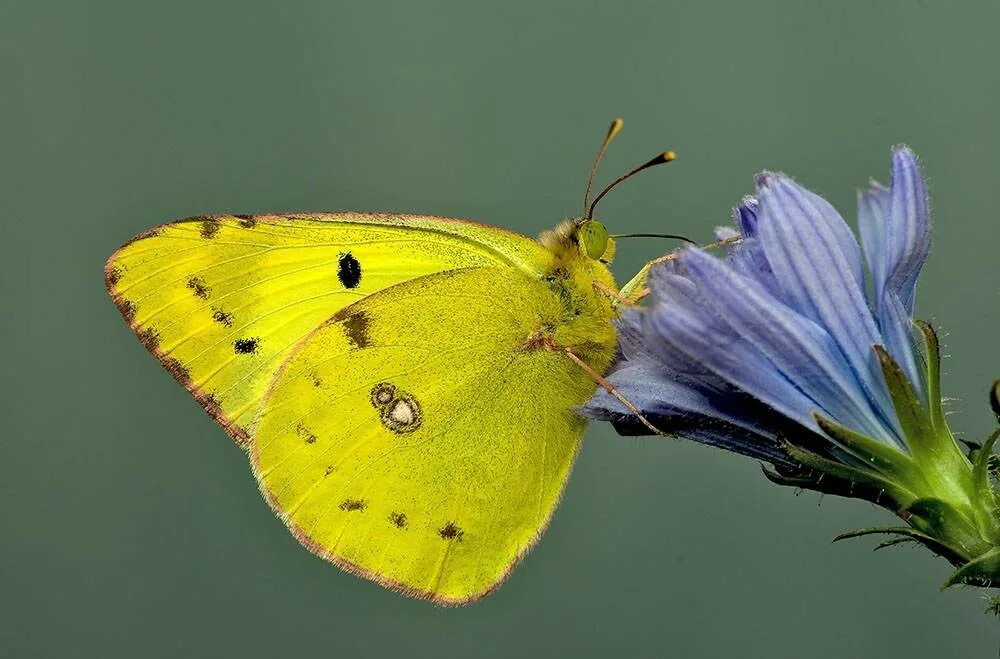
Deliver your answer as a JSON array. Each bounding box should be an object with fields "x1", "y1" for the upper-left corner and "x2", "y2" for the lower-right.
[{"x1": 534, "y1": 219, "x2": 619, "y2": 373}]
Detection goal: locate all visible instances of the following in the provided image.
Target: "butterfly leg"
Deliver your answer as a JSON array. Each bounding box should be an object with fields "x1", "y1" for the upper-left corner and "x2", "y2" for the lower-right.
[
  {"x1": 561, "y1": 347, "x2": 673, "y2": 437},
  {"x1": 591, "y1": 280, "x2": 633, "y2": 307},
  {"x1": 615, "y1": 235, "x2": 742, "y2": 306},
  {"x1": 614, "y1": 266, "x2": 652, "y2": 306}
]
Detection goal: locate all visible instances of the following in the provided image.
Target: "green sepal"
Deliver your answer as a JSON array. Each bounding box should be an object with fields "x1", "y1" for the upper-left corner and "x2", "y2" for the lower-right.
[
  {"x1": 813, "y1": 412, "x2": 921, "y2": 485},
  {"x1": 972, "y1": 429, "x2": 1000, "y2": 490},
  {"x1": 874, "y1": 343, "x2": 974, "y2": 499},
  {"x1": 873, "y1": 345, "x2": 935, "y2": 457},
  {"x1": 833, "y1": 526, "x2": 931, "y2": 542},
  {"x1": 782, "y1": 442, "x2": 915, "y2": 506},
  {"x1": 761, "y1": 464, "x2": 896, "y2": 507},
  {"x1": 832, "y1": 526, "x2": 966, "y2": 564},
  {"x1": 901, "y1": 497, "x2": 990, "y2": 563},
  {"x1": 759, "y1": 464, "x2": 814, "y2": 488},
  {"x1": 913, "y1": 320, "x2": 946, "y2": 432},
  {"x1": 943, "y1": 547, "x2": 1000, "y2": 588},
  {"x1": 874, "y1": 536, "x2": 914, "y2": 551},
  {"x1": 970, "y1": 429, "x2": 1000, "y2": 539}
]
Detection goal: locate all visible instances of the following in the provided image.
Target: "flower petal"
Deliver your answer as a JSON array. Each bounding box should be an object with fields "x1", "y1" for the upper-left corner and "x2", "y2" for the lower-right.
[
  {"x1": 583, "y1": 364, "x2": 801, "y2": 467},
  {"x1": 644, "y1": 268, "x2": 822, "y2": 431},
  {"x1": 857, "y1": 180, "x2": 890, "y2": 306},
  {"x1": 680, "y1": 248, "x2": 901, "y2": 444},
  {"x1": 886, "y1": 146, "x2": 931, "y2": 313},
  {"x1": 879, "y1": 291, "x2": 924, "y2": 398},
  {"x1": 755, "y1": 174, "x2": 895, "y2": 426},
  {"x1": 735, "y1": 195, "x2": 760, "y2": 237},
  {"x1": 726, "y1": 236, "x2": 780, "y2": 297}
]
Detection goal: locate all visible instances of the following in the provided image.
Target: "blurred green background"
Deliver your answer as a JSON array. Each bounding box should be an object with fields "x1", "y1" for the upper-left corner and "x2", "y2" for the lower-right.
[{"x1": 3, "y1": 1, "x2": 998, "y2": 656}]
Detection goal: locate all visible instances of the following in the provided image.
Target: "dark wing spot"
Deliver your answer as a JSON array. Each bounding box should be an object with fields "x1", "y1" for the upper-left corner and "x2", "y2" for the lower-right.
[
  {"x1": 139, "y1": 326, "x2": 160, "y2": 350},
  {"x1": 438, "y1": 522, "x2": 464, "y2": 541},
  {"x1": 296, "y1": 423, "x2": 318, "y2": 444},
  {"x1": 389, "y1": 512, "x2": 407, "y2": 528},
  {"x1": 163, "y1": 358, "x2": 191, "y2": 385},
  {"x1": 310, "y1": 371, "x2": 323, "y2": 387},
  {"x1": 115, "y1": 298, "x2": 137, "y2": 323},
  {"x1": 339, "y1": 498, "x2": 367, "y2": 512},
  {"x1": 107, "y1": 267, "x2": 123, "y2": 286},
  {"x1": 186, "y1": 276, "x2": 211, "y2": 299},
  {"x1": 233, "y1": 337, "x2": 260, "y2": 354},
  {"x1": 324, "y1": 465, "x2": 335, "y2": 477},
  {"x1": 337, "y1": 252, "x2": 362, "y2": 289},
  {"x1": 202, "y1": 392, "x2": 223, "y2": 415},
  {"x1": 200, "y1": 219, "x2": 220, "y2": 239},
  {"x1": 211, "y1": 307, "x2": 234, "y2": 327},
  {"x1": 133, "y1": 225, "x2": 163, "y2": 240},
  {"x1": 342, "y1": 310, "x2": 371, "y2": 349},
  {"x1": 234, "y1": 214, "x2": 257, "y2": 228}
]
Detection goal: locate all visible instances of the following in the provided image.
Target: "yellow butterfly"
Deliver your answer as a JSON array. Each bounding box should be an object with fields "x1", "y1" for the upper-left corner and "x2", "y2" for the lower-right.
[{"x1": 105, "y1": 120, "x2": 675, "y2": 604}]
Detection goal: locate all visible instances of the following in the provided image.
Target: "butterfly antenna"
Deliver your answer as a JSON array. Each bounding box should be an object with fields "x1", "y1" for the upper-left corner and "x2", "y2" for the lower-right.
[
  {"x1": 609, "y1": 232, "x2": 697, "y2": 245},
  {"x1": 586, "y1": 151, "x2": 677, "y2": 220},
  {"x1": 582, "y1": 118, "x2": 624, "y2": 217}
]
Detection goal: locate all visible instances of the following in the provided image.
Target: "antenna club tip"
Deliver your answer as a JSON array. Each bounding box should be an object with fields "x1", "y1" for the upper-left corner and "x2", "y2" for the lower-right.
[
  {"x1": 664, "y1": 150, "x2": 677, "y2": 161},
  {"x1": 608, "y1": 118, "x2": 624, "y2": 135}
]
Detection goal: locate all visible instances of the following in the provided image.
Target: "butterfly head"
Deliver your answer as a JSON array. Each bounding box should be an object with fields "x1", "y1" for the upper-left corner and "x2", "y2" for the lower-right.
[{"x1": 540, "y1": 218, "x2": 616, "y2": 264}]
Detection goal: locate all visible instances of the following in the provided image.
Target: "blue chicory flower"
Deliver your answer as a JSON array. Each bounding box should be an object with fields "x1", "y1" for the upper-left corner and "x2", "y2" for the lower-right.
[
  {"x1": 585, "y1": 147, "x2": 929, "y2": 467},
  {"x1": 584, "y1": 147, "x2": 1000, "y2": 589}
]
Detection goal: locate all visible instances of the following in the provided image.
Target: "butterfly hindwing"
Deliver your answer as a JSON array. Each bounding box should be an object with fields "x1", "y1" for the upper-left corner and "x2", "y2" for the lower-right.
[
  {"x1": 251, "y1": 267, "x2": 604, "y2": 603},
  {"x1": 105, "y1": 213, "x2": 552, "y2": 444}
]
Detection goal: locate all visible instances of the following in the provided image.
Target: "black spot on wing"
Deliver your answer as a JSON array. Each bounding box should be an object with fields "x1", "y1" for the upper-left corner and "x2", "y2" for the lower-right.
[
  {"x1": 107, "y1": 266, "x2": 123, "y2": 286},
  {"x1": 115, "y1": 297, "x2": 137, "y2": 323},
  {"x1": 233, "y1": 337, "x2": 260, "y2": 354},
  {"x1": 234, "y1": 214, "x2": 257, "y2": 228},
  {"x1": 211, "y1": 307, "x2": 234, "y2": 327},
  {"x1": 337, "y1": 252, "x2": 362, "y2": 289},
  {"x1": 339, "y1": 498, "x2": 367, "y2": 512},
  {"x1": 186, "y1": 276, "x2": 211, "y2": 299},
  {"x1": 389, "y1": 512, "x2": 407, "y2": 528},
  {"x1": 342, "y1": 310, "x2": 371, "y2": 349},
  {"x1": 202, "y1": 392, "x2": 223, "y2": 415},
  {"x1": 130, "y1": 225, "x2": 163, "y2": 240},
  {"x1": 438, "y1": 522, "x2": 464, "y2": 541},
  {"x1": 139, "y1": 326, "x2": 160, "y2": 351},
  {"x1": 296, "y1": 423, "x2": 317, "y2": 444},
  {"x1": 200, "y1": 218, "x2": 220, "y2": 239},
  {"x1": 163, "y1": 357, "x2": 191, "y2": 385}
]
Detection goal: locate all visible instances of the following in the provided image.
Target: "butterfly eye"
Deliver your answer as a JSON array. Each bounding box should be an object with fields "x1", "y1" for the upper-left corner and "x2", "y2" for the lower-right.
[{"x1": 577, "y1": 220, "x2": 610, "y2": 260}]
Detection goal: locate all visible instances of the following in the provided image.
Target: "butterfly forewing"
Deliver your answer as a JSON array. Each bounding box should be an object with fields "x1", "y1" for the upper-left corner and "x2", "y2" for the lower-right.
[{"x1": 105, "y1": 213, "x2": 551, "y2": 444}]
